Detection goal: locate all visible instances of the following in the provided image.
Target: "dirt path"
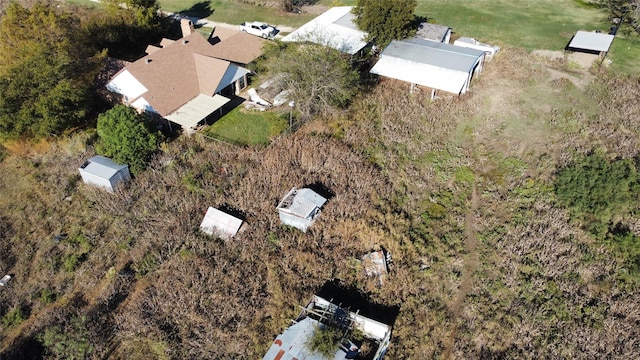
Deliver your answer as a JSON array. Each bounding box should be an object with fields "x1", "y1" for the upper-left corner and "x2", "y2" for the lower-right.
[{"x1": 442, "y1": 184, "x2": 479, "y2": 360}]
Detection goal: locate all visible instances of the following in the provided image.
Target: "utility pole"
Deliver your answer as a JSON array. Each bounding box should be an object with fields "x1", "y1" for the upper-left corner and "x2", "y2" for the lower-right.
[{"x1": 288, "y1": 100, "x2": 295, "y2": 130}]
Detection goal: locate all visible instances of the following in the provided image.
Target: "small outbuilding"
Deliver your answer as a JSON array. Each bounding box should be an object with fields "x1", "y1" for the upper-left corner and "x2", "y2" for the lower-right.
[
  {"x1": 199, "y1": 207, "x2": 244, "y2": 240},
  {"x1": 276, "y1": 187, "x2": 327, "y2": 232},
  {"x1": 453, "y1": 37, "x2": 501, "y2": 60},
  {"x1": 281, "y1": 6, "x2": 369, "y2": 55},
  {"x1": 78, "y1": 156, "x2": 131, "y2": 192},
  {"x1": 416, "y1": 22, "x2": 451, "y2": 44},
  {"x1": 567, "y1": 30, "x2": 615, "y2": 56}
]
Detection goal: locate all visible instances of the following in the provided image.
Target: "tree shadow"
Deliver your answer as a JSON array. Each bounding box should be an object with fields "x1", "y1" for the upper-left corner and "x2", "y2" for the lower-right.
[
  {"x1": 178, "y1": 1, "x2": 214, "y2": 19},
  {"x1": 0, "y1": 335, "x2": 45, "y2": 360}
]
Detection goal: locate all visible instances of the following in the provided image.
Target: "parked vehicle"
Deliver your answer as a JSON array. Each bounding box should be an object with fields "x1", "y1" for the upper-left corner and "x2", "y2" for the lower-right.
[{"x1": 240, "y1": 21, "x2": 277, "y2": 38}]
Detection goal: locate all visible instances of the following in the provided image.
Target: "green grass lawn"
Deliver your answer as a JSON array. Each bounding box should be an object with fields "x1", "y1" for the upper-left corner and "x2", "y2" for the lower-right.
[
  {"x1": 159, "y1": 0, "x2": 317, "y2": 27},
  {"x1": 413, "y1": 0, "x2": 609, "y2": 51},
  {"x1": 607, "y1": 36, "x2": 640, "y2": 74},
  {"x1": 203, "y1": 107, "x2": 287, "y2": 146}
]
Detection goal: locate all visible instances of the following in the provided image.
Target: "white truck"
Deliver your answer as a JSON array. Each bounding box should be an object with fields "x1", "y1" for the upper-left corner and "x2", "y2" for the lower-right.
[{"x1": 240, "y1": 21, "x2": 277, "y2": 38}]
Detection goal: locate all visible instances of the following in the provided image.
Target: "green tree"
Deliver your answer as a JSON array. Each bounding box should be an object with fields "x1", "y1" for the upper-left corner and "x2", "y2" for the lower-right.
[
  {"x1": 352, "y1": 0, "x2": 417, "y2": 48},
  {"x1": 0, "y1": 2, "x2": 102, "y2": 139},
  {"x1": 264, "y1": 42, "x2": 359, "y2": 121},
  {"x1": 38, "y1": 316, "x2": 94, "y2": 360},
  {"x1": 96, "y1": 105, "x2": 159, "y2": 174},
  {"x1": 596, "y1": 0, "x2": 640, "y2": 34},
  {"x1": 104, "y1": 0, "x2": 161, "y2": 29}
]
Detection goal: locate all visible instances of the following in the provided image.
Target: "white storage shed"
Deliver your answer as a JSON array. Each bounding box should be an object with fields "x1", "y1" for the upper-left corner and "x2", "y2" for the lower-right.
[
  {"x1": 199, "y1": 207, "x2": 244, "y2": 240},
  {"x1": 78, "y1": 156, "x2": 131, "y2": 192},
  {"x1": 276, "y1": 187, "x2": 327, "y2": 232}
]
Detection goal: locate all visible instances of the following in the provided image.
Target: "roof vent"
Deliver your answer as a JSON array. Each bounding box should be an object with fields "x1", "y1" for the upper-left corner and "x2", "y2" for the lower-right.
[
  {"x1": 182, "y1": 39, "x2": 189, "y2": 45},
  {"x1": 145, "y1": 58, "x2": 152, "y2": 64}
]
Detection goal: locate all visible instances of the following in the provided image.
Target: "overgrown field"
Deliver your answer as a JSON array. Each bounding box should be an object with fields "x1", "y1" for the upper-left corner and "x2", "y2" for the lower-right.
[
  {"x1": 1, "y1": 42, "x2": 640, "y2": 358},
  {"x1": 2, "y1": 0, "x2": 640, "y2": 358}
]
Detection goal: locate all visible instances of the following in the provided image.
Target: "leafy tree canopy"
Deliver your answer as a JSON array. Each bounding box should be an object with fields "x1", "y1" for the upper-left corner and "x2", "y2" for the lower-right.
[
  {"x1": 595, "y1": 0, "x2": 640, "y2": 34},
  {"x1": 38, "y1": 316, "x2": 94, "y2": 360},
  {"x1": 263, "y1": 42, "x2": 359, "y2": 121},
  {"x1": 96, "y1": 105, "x2": 159, "y2": 174},
  {"x1": 103, "y1": 0, "x2": 161, "y2": 29},
  {"x1": 0, "y1": 1, "x2": 102, "y2": 140},
  {"x1": 352, "y1": 0, "x2": 417, "y2": 48}
]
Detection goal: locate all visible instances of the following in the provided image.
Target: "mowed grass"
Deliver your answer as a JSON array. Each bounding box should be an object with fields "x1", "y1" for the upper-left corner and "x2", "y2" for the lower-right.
[
  {"x1": 203, "y1": 107, "x2": 287, "y2": 145},
  {"x1": 159, "y1": 0, "x2": 317, "y2": 27},
  {"x1": 414, "y1": 0, "x2": 609, "y2": 50},
  {"x1": 607, "y1": 36, "x2": 640, "y2": 74}
]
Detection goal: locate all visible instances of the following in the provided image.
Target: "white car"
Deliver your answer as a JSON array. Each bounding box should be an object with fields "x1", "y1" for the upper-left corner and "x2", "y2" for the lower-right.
[{"x1": 240, "y1": 21, "x2": 277, "y2": 38}]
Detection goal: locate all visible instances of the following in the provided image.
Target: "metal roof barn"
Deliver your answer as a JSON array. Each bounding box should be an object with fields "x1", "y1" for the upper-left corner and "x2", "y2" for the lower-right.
[
  {"x1": 370, "y1": 38, "x2": 485, "y2": 95},
  {"x1": 568, "y1": 31, "x2": 615, "y2": 53},
  {"x1": 199, "y1": 207, "x2": 243, "y2": 240},
  {"x1": 281, "y1": 6, "x2": 368, "y2": 55},
  {"x1": 78, "y1": 156, "x2": 131, "y2": 192}
]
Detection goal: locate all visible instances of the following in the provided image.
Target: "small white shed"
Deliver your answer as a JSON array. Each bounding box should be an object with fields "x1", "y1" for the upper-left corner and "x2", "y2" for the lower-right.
[
  {"x1": 199, "y1": 207, "x2": 244, "y2": 240},
  {"x1": 416, "y1": 23, "x2": 452, "y2": 44},
  {"x1": 276, "y1": 187, "x2": 327, "y2": 232},
  {"x1": 78, "y1": 156, "x2": 131, "y2": 192},
  {"x1": 567, "y1": 30, "x2": 615, "y2": 56}
]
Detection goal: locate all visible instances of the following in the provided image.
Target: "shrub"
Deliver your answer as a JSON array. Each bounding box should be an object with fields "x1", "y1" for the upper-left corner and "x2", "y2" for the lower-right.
[
  {"x1": 554, "y1": 152, "x2": 640, "y2": 236},
  {"x1": 2, "y1": 307, "x2": 25, "y2": 327},
  {"x1": 306, "y1": 325, "x2": 342, "y2": 357},
  {"x1": 96, "y1": 105, "x2": 159, "y2": 174}
]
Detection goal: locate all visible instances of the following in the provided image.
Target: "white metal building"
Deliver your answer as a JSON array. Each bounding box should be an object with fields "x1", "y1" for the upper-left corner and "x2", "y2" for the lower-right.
[
  {"x1": 199, "y1": 207, "x2": 243, "y2": 240},
  {"x1": 276, "y1": 187, "x2": 327, "y2": 232},
  {"x1": 281, "y1": 6, "x2": 368, "y2": 55},
  {"x1": 370, "y1": 38, "x2": 486, "y2": 96},
  {"x1": 78, "y1": 156, "x2": 131, "y2": 192}
]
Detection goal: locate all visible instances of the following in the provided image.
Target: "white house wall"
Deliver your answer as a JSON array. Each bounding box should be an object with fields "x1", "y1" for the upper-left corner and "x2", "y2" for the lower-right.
[
  {"x1": 215, "y1": 65, "x2": 251, "y2": 94},
  {"x1": 130, "y1": 97, "x2": 157, "y2": 113},
  {"x1": 106, "y1": 70, "x2": 148, "y2": 101},
  {"x1": 371, "y1": 56, "x2": 472, "y2": 94}
]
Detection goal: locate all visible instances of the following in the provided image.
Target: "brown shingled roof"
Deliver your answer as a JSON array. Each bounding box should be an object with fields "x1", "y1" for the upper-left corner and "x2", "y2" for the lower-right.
[
  {"x1": 208, "y1": 29, "x2": 267, "y2": 65},
  {"x1": 122, "y1": 33, "x2": 232, "y2": 116}
]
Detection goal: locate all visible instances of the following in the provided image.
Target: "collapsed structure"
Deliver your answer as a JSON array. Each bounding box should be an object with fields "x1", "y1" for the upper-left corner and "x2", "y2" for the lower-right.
[{"x1": 262, "y1": 295, "x2": 392, "y2": 360}]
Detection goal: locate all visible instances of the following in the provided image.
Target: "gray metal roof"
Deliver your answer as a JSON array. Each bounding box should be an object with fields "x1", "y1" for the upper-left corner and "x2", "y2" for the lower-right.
[
  {"x1": 165, "y1": 94, "x2": 230, "y2": 130},
  {"x1": 334, "y1": 11, "x2": 359, "y2": 30},
  {"x1": 416, "y1": 23, "x2": 450, "y2": 42},
  {"x1": 381, "y1": 38, "x2": 485, "y2": 72},
  {"x1": 277, "y1": 187, "x2": 327, "y2": 218},
  {"x1": 79, "y1": 156, "x2": 128, "y2": 180},
  {"x1": 568, "y1": 30, "x2": 615, "y2": 52},
  {"x1": 281, "y1": 6, "x2": 368, "y2": 55}
]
